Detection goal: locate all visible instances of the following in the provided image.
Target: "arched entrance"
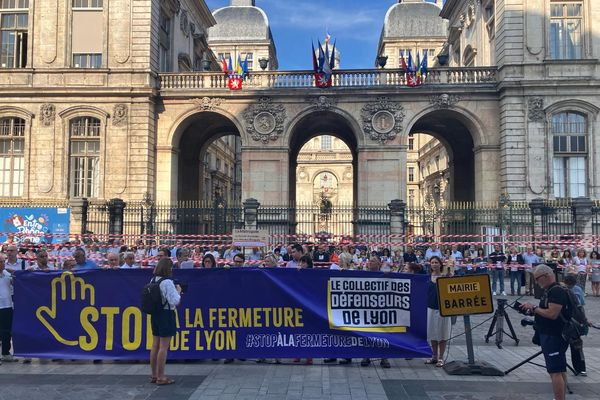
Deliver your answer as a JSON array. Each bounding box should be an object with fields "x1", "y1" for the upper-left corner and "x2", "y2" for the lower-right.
[
  {"x1": 406, "y1": 109, "x2": 484, "y2": 237},
  {"x1": 288, "y1": 111, "x2": 360, "y2": 237},
  {"x1": 175, "y1": 112, "x2": 241, "y2": 203},
  {"x1": 408, "y1": 109, "x2": 478, "y2": 204},
  {"x1": 170, "y1": 111, "x2": 242, "y2": 234}
]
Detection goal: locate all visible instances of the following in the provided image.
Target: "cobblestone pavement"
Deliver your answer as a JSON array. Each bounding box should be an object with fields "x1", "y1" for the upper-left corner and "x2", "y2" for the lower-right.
[{"x1": 2, "y1": 293, "x2": 599, "y2": 400}]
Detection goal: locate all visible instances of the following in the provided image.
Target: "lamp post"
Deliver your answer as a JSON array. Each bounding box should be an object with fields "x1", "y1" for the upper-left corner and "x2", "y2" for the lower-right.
[{"x1": 258, "y1": 57, "x2": 269, "y2": 71}]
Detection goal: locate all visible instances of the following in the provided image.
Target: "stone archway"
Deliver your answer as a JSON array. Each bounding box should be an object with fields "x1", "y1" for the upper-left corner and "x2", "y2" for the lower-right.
[
  {"x1": 407, "y1": 107, "x2": 488, "y2": 203},
  {"x1": 172, "y1": 111, "x2": 242, "y2": 202},
  {"x1": 287, "y1": 110, "x2": 361, "y2": 205}
]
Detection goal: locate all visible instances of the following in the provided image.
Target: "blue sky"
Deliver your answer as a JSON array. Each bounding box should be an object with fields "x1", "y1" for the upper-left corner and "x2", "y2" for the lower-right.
[{"x1": 205, "y1": 0, "x2": 442, "y2": 70}]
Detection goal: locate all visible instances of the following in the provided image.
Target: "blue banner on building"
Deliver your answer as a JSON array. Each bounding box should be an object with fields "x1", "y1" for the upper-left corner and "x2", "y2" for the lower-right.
[
  {"x1": 0, "y1": 207, "x2": 70, "y2": 244},
  {"x1": 13, "y1": 269, "x2": 431, "y2": 360}
]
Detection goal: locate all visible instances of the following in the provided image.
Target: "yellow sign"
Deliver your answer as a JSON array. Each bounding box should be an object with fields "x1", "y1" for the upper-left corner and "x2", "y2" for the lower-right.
[
  {"x1": 436, "y1": 274, "x2": 493, "y2": 317},
  {"x1": 232, "y1": 229, "x2": 270, "y2": 247}
]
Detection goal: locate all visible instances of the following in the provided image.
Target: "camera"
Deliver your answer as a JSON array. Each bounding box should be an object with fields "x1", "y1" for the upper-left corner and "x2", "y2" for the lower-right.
[
  {"x1": 521, "y1": 318, "x2": 540, "y2": 346},
  {"x1": 520, "y1": 317, "x2": 535, "y2": 327},
  {"x1": 512, "y1": 301, "x2": 533, "y2": 316}
]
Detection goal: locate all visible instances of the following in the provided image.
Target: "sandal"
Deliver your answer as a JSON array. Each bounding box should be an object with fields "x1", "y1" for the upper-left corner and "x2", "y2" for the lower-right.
[
  {"x1": 436, "y1": 360, "x2": 444, "y2": 367},
  {"x1": 156, "y1": 378, "x2": 175, "y2": 386},
  {"x1": 150, "y1": 377, "x2": 157, "y2": 384},
  {"x1": 424, "y1": 359, "x2": 438, "y2": 365}
]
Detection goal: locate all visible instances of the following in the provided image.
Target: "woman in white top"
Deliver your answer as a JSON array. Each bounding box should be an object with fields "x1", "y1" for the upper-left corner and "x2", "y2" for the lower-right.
[{"x1": 149, "y1": 258, "x2": 181, "y2": 386}]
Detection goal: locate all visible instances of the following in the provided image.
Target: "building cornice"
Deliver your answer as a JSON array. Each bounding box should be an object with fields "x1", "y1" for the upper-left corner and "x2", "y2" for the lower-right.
[{"x1": 440, "y1": 0, "x2": 461, "y2": 19}]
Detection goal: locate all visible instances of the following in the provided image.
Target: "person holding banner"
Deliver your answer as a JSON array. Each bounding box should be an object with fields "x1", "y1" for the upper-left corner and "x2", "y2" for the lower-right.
[
  {"x1": 0, "y1": 254, "x2": 16, "y2": 362},
  {"x1": 149, "y1": 258, "x2": 181, "y2": 386},
  {"x1": 360, "y1": 255, "x2": 391, "y2": 368},
  {"x1": 426, "y1": 256, "x2": 452, "y2": 367}
]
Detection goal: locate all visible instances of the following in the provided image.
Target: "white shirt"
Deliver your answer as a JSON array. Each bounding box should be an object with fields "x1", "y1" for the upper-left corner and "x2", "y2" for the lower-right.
[
  {"x1": 286, "y1": 259, "x2": 300, "y2": 269},
  {"x1": 152, "y1": 277, "x2": 180, "y2": 310},
  {"x1": 120, "y1": 263, "x2": 139, "y2": 269},
  {"x1": 0, "y1": 270, "x2": 13, "y2": 309},
  {"x1": 5, "y1": 259, "x2": 23, "y2": 272}
]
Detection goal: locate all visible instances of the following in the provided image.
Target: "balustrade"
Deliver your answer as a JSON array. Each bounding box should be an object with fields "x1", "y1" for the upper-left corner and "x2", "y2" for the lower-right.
[{"x1": 159, "y1": 67, "x2": 498, "y2": 90}]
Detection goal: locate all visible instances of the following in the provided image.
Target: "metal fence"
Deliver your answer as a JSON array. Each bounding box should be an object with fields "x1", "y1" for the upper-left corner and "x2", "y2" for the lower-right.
[
  {"x1": 256, "y1": 204, "x2": 391, "y2": 241},
  {"x1": 86, "y1": 200, "x2": 244, "y2": 239},
  {"x1": 8, "y1": 198, "x2": 593, "y2": 247}
]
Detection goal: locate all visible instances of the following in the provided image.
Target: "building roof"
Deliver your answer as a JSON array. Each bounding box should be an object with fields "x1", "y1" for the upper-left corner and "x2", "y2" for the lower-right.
[
  {"x1": 381, "y1": 1, "x2": 447, "y2": 39},
  {"x1": 209, "y1": 4, "x2": 273, "y2": 42}
]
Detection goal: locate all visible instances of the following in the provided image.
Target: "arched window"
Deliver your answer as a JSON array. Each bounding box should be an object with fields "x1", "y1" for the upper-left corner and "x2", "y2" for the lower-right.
[
  {"x1": 69, "y1": 116, "x2": 100, "y2": 198},
  {"x1": 0, "y1": 117, "x2": 25, "y2": 196},
  {"x1": 552, "y1": 111, "x2": 587, "y2": 198}
]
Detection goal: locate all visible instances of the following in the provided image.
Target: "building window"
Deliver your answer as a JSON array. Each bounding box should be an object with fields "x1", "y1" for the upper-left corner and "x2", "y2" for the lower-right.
[
  {"x1": 73, "y1": 53, "x2": 102, "y2": 68},
  {"x1": 408, "y1": 167, "x2": 415, "y2": 182},
  {"x1": 216, "y1": 158, "x2": 221, "y2": 171},
  {"x1": 321, "y1": 135, "x2": 332, "y2": 150},
  {"x1": 72, "y1": 0, "x2": 102, "y2": 8},
  {"x1": 241, "y1": 52, "x2": 253, "y2": 70},
  {"x1": 0, "y1": 0, "x2": 28, "y2": 69},
  {"x1": 159, "y1": 8, "x2": 171, "y2": 71},
  {"x1": 552, "y1": 111, "x2": 587, "y2": 198},
  {"x1": 408, "y1": 189, "x2": 414, "y2": 208},
  {"x1": 549, "y1": 1, "x2": 583, "y2": 60},
  {"x1": 69, "y1": 117, "x2": 100, "y2": 198},
  {"x1": 0, "y1": 117, "x2": 24, "y2": 196},
  {"x1": 408, "y1": 136, "x2": 414, "y2": 150}
]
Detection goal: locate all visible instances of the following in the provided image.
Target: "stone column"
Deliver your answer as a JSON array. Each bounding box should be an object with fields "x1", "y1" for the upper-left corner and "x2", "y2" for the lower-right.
[
  {"x1": 69, "y1": 198, "x2": 89, "y2": 237},
  {"x1": 572, "y1": 197, "x2": 594, "y2": 243},
  {"x1": 388, "y1": 199, "x2": 406, "y2": 254},
  {"x1": 243, "y1": 198, "x2": 261, "y2": 230},
  {"x1": 108, "y1": 198, "x2": 126, "y2": 238}
]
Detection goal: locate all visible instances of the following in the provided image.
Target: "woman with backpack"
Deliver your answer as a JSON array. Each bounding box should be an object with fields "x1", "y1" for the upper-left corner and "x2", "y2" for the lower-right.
[{"x1": 149, "y1": 258, "x2": 181, "y2": 385}]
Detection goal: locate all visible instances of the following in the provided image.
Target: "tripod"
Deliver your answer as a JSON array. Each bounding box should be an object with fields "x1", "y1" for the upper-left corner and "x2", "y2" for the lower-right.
[
  {"x1": 504, "y1": 350, "x2": 575, "y2": 394},
  {"x1": 485, "y1": 298, "x2": 519, "y2": 349}
]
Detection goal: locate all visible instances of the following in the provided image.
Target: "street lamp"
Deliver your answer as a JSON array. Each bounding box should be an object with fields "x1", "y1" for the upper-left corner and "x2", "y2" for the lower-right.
[{"x1": 258, "y1": 57, "x2": 269, "y2": 71}]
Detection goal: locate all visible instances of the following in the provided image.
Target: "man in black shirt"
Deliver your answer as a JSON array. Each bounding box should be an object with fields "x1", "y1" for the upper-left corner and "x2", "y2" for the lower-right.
[
  {"x1": 312, "y1": 242, "x2": 330, "y2": 267},
  {"x1": 520, "y1": 264, "x2": 569, "y2": 400},
  {"x1": 403, "y1": 245, "x2": 417, "y2": 263}
]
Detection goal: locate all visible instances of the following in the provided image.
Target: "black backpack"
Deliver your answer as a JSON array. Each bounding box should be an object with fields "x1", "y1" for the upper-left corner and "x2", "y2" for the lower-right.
[
  {"x1": 141, "y1": 277, "x2": 168, "y2": 314},
  {"x1": 554, "y1": 285, "x2": 589, "y2": 341}
]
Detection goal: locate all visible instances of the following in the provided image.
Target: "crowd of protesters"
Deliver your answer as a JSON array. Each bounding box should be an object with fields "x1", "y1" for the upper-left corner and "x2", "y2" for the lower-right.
[
  {"x1": 0, "y1": 234, "x2": 598, "y2": 372},
  {"x1": 2, "y1": 235, "x2": 600, "y2": 295}
]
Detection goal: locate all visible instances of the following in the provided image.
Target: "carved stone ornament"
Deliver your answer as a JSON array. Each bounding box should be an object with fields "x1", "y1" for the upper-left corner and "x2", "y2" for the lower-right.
[
  {"x1": 193, "y1": 97, "x2": 223, "y2": 111},
  {"x1": 361, "y1": 97, "x2": 405, "y2": 143},
  {"x1": 527, "y1": 97, "x2": 545, "y2": 122},
  {"x1": 180, "y1": 9, "x2": 189, "y2": 37},
  {"x1": 112, "y1": 104, "x2": 128, "y2": 127},
  {"x1": 40, "y1": 104, "x2": 55, "y2": 126},
  {"x1": 307, "y1": 95, "x2": 337, "y2": 110},
  {"x1": 244, "y1": 97, "x2": 287, "y2": 143},
  {"x1": 429, "y1": 93, "x2": 461, "y2": 109}
]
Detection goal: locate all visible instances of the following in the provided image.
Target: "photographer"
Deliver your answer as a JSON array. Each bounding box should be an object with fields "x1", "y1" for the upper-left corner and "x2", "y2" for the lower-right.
[{"x1": 520, "y1": 265, "x2": 569, "y2": 400}]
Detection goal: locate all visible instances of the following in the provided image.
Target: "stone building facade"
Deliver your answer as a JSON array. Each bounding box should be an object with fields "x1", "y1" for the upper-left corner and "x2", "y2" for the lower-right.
[
  {"x1": 295, "y1": 136, "x2": 353, "y2": 205},
  {"x1": 0, "y1": 0, "x2": 599, "y2": 226}
]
